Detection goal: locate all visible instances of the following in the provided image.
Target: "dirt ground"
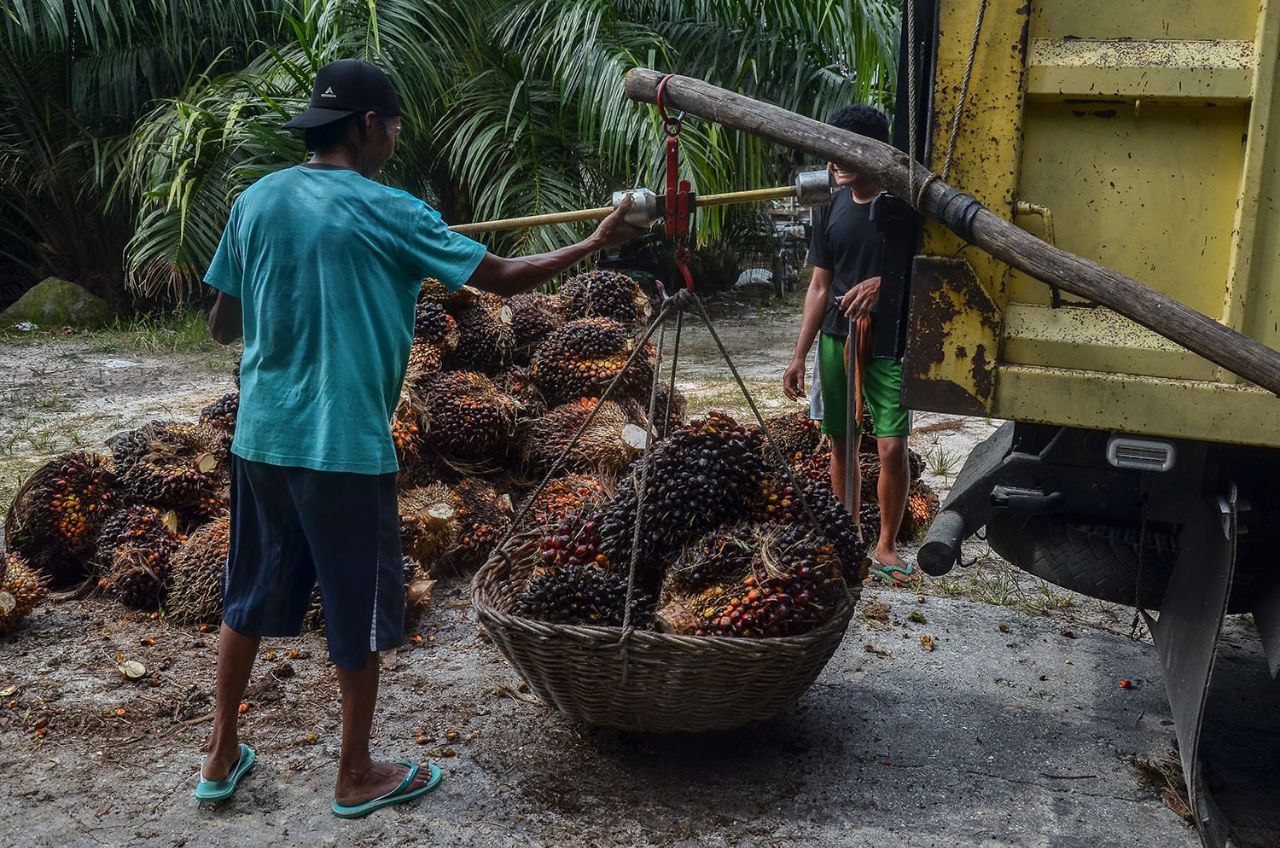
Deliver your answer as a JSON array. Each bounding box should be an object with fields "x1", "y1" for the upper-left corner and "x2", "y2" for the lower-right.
[{"x1": 0, "y1": 298, "x2": 1195, "y2": 847}]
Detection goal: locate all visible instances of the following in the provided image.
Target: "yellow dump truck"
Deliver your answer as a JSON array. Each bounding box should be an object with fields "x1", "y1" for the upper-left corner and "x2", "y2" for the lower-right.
[{"x1": 626, "y1": 2, "x2": 1280, "y2": 844}]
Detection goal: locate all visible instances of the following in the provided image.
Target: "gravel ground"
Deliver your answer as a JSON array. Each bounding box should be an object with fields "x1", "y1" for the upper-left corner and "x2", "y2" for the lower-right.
[{"x1": 0, "y1": 300, "x2": 1197, "y2": 847}]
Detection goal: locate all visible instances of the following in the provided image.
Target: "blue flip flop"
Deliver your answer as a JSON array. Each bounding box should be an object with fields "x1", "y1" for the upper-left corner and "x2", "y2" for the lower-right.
[
  {"x1": 870, "y1": 560, "x2": 918, "y2": 585},
  {"x1": 194, "y1": 743, "x2": 256, "y2": 803},
  {"x1": 331, "y1": 761, "x2": 443, "y2": 819}
]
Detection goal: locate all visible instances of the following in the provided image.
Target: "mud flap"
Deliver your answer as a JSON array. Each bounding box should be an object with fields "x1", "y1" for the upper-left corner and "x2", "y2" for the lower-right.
[{"x1": 1145, "y1": 488, "x2": 1236, "y2": 847}]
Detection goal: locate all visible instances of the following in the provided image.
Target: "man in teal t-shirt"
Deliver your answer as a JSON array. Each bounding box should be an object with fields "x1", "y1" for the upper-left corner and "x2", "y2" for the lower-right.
[{"x1": 196, "y1": 59, "x2": 642, "y2": 816}]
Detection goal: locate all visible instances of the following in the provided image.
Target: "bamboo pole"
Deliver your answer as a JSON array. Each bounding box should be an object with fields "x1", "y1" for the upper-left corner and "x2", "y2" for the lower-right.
[{"x1": 623, "y1": 68, "x2": 1280, "y2": 396}]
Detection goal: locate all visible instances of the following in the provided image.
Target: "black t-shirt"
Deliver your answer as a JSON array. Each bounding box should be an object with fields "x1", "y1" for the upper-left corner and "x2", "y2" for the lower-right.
[{"x1": 808, "y1": 188, "x2": 885, "y2": 338}]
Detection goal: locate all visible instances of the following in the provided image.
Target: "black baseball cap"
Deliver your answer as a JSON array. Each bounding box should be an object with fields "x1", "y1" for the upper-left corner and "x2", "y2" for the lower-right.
[{"x1": 283, "y1": 59, "x2": 402, "y2": 130}]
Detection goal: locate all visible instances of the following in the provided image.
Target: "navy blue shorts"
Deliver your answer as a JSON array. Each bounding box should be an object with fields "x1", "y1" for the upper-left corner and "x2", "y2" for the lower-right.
[{"x1": 223, "y1": 456, "x2": 404, "y2": 670}]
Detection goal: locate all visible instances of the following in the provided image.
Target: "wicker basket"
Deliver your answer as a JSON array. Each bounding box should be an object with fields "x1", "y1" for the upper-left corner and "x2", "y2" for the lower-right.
[{"x1": 471, "y1": 531, "x2": 857, "y2": 733}]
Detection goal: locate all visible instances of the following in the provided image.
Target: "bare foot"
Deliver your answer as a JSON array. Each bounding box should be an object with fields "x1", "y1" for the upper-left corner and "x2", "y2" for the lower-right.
[{"x1": 335, "y1": 761, "x2": 432, "y2": 807}]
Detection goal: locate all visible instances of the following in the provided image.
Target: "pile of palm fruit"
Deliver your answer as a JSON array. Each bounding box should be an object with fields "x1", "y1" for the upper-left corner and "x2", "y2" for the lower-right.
[
  {"x1": 513, "y1": 410, "x2": 870, "y2": 637},
  {"x1": 0, "y1": 269, "x2": 675, "y2": 637}
]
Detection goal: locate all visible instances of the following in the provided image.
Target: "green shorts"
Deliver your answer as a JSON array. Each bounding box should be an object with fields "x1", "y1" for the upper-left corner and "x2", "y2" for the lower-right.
[{"x1": 817, "y1": 331, "x2": 911, "y2": 438}]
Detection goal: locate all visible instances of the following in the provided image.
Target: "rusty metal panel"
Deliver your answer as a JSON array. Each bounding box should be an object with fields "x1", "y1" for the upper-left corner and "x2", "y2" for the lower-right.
[{"x1": 903, "y1": 257, "x2": 1002, "y2": 416}]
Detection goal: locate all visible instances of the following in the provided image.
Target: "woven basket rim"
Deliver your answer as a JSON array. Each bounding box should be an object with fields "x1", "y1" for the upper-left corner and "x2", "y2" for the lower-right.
[{"x1": 471, "y1": 529, "x2": 856, "y2": 650}]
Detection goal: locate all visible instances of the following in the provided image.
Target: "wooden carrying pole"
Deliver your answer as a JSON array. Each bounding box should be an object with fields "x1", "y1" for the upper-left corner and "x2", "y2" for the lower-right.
[
  {"x1": 623, "y1": 69, "x2": 1280, "y2": 396},
  {"x1": 449, "y1": 185, "x2": 797, "y2": 235}
]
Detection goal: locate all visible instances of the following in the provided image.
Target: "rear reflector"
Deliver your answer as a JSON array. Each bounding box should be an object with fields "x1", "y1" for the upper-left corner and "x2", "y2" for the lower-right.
[{"x1": 1106, "y1": 436, "x2": 1176, "y2": 472}]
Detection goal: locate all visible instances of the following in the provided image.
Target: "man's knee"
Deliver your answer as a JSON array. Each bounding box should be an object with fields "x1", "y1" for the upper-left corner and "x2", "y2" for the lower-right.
[{"x1": 878, "y1": 435, "x2": 907, "y2": 465}]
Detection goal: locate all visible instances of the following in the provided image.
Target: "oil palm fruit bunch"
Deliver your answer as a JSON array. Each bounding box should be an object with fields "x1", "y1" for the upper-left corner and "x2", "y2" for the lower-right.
[
  {"x1": 763, "y1": 410, "x2": 822, "y2": 460},
  {"x1": 537, "y1": 512, "x2": 608, "y2": 572},
  {"x1": 96, "y1": 505, "x2": 183, "y2": 609},
  {"x1": 445, "y1": 291, "x2": 515, "y2": 375},
  {"x1": 514, "y1": 562, "x2": 654, "y2": 627},
  {"x1": 522, "y1": 475, "x2": 610, "y2": 529},
  {"x1": 418, "y1": 277, "x2": 473, "y2": 309},
  {"x1": 0, "y1": 553, "x2": 48, "y2": 635},
  {"x1": 5, "y1": 451, "x2": 116, "y2": 586},
  {"x1": 663, "y1": 522, "x2": 761, "y2": 596},
  {"x1": 403, "y1": 557, "x2": 435, "y2": 626},
  {"x1": 689, "y1": 525, "x2": 844, "y2": 638},
  {"x1": 508, "y1": 292, "x2": 565, "y2": 358},
  {"x1": 165, "y1": 515, "x2": 230, "y2": 626},
  {"x1": 529, "y1": 317, "x2": 655, "y2": 405},
  {"x1": 112, "y1": 422, "x2": 228, "y2": 512},
  {"x1": 791, "y1": 447, "x2": 831, "y2": 487},
  {"x1": 752, "y1": 472, "x2": 867, "y2": 576},
  {"x1": 520, "y1": 398, "x2": 647, "y2": 476},
  {"x1": 898, "y1": 480, "x2": 941, "y2": 542},
  {"x1": 199, "y1": 392, "x2": 239, "y2": 447},
  {"x1": 500, "y1": 365, "x2": 547, "y2": 419},
  {"x1": 414, "y1": 298, "x2": 460, "y2": 353},
  {"x1": 558, "y1": 270, "x2": 651, "y2": 330},
  {"x1": 422, "y1": 371, "x2": 519, "y2": 463},
  {"x1": 405, "y1": 340, "x2": 445, "y2": 391},
  {"x1": 391, "y1": 384, "x2": 430, "y2": 469},
  {"x1": 399, "y1": 484, "x2": 458, "y2": 564},
  {"x1": 596, "y1": 413, "x2": 766, "y2": 567},
  {"x1": 448, "y1": 478, "x2": 512, "y2": 570}
]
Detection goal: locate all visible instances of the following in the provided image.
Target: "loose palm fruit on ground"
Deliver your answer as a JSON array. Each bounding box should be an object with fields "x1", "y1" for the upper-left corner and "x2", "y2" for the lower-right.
[
  {"x1": 514, "y1": 563, "x2": 655, "y2": 627},
  {"x1": 422, "y1": 371, "x2": 519, "y2": 464},
  {"x1": 448, "y1": 479, "x2": 512, "y2": 570},
  {"x1": 0, "y1": 553, "x2": 48, "y2": 635},
  {"x1": 96, "y1": 505, "x2": 183, "y2": 610},
  {"x1": 445, "y1": 292, "x2": 515, "y2": 374},
  {"x1": 5, "y1": 451, "x2": 116, "y2": 586},
  {"x1": 763, "y1": 410, "x2": 822, "y2": 460},
  {"x1": 112, "y1": 422, "x2": 228, "y2": 512},
  {"x1": 399, "y1": 484, "x2": 459, "y2": 564},
  {"x1": 529, "y1": 317, "x2": 655, "y2": 405},
  {"x1": 558, "y1": 270, "x2": 650, "y2": 330},
  {"x1": 521, "y1": 475, "x2": 610, "y2": 529},
  {"x1": 520, "y1": 398, "x2": 646, "y2": 476},
  {"x1": 166, "y1": 515, "x2": 230, "y2": 626},
  {"x1": 414, "y1": 298, "x2": 460, "y2": 353},
  {"x1": 596, "y1": 412, "x2": 766, "y2": 569},
  {"x1": 508, "y1": 292, "x2": 565, "y2": 359}
]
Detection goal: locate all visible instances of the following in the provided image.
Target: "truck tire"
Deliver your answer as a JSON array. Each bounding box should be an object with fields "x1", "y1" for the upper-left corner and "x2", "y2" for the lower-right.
[{"x1": 985, "y1": 513, "x2": 1178, "y2": 607}]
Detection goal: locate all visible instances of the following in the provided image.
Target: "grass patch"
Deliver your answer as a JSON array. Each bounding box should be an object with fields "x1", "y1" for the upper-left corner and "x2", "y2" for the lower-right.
[{"x1": 2, "y1": 309, "x2": 239, "y2": 361}]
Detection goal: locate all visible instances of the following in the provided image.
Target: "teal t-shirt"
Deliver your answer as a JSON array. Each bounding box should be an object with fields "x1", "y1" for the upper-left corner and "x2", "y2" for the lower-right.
[{"x1": 204, "y1": 165, "x2": 486, "y2": 475}]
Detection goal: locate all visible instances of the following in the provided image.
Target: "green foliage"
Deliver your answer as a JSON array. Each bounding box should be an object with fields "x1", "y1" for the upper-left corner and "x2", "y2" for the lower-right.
[{"x1": 3, "y1": 0, "x2": 899, "y2": 302}]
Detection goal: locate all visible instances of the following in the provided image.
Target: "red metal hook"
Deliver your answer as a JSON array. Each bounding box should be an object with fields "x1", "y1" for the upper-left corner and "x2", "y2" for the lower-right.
[{"x1": 656, "y1": 74, "x2": 694, "y2": 291}]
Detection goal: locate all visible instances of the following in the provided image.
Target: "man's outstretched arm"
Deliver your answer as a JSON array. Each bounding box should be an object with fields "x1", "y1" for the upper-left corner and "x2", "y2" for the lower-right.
[
  {"x1": 466, "y1": 198, "x2": 645, "y2": 298},
  {"x1": 208, "y1": 293, "x2": 243, "y2": 345}
]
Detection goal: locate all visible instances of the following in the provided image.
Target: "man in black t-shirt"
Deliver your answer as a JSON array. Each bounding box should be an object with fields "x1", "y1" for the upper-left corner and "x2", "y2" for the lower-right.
[{"x1": 782, "y1": 105, "x2": 915, "y2": 584}]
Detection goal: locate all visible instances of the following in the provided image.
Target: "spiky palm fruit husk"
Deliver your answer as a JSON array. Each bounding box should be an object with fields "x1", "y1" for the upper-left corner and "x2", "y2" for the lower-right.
[
  {"x1": 898, "y1": 480, "x2": 941, "y2": 542},
  {"x1": 0, "y1": 554, "x2": 48, "y2": 635},
  {"x1": 622, "y1": 384, "x2": 688, "y2": 440},
  {"x1": 422, "y1": 371, "x2": 519, "y2": 463},
  {"x1": 399, "y1": 484, "x2": 459, "y2": 564},
  {"x1": 558, "y1": 270, "x2": 651, "y2": 330},
  {"x1": 444, "y1": 293, "x2": 515, "y2": 375},
  {"x1": 530, "y1": 317, "x2": 655, "y2": 405},
  {"x1": 514, "y1": 562, "x2": 655, "y2": 627},
  {"x1": 165, "y1": 515, "x2": 229, "y2": 626},
  {"x1": 113, "y1": 422, "x2": 228, "y2": 512},
  {"x1": 5, "y1": 451, "x2": 117, "y2": 586},
  {"x1": 448, "y1": 478, "x2": 512, "y2": 570},
  {"x1": 596, "y1": 413, "x2": 766, "y2": 575},
  {"x1": 97, "y1": 505, "x2": 183, "y2": 609},
  {"x1": 763, "y1": 410, "x2": 822, "y2": 460},
  {"x1": 521, "y1": 475, "x2": 610, "y2": 529},
  {"x1": 391, "y1": 384, "x2": 430, "y2": 469},
  {"x1": 752, "y1": 472, "x2": 868, "y2": 578},
  {"x1": 405, "y1": 341, "x2": 445, "y2": 392},
  {"x1": 414, "y1": 298, "x2": 460, "y2": 353},
  {"x1": 508, "y1": 292, "x2": 566, "y2": 358},
  {"x1": 520, "y1": 398, "x2": 646, "y2": 476},
  {"x1": 690, "y1": 527, "x2": 845, "y2": 638},
  {"x1": 500, "y1": 365, "x2": 548, "y2": 419}
]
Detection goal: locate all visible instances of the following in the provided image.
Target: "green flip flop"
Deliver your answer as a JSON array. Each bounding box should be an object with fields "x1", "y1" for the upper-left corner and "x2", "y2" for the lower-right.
[
  {"x1": 194, "y1": 743, "x2": 256, "y2": 803},
  {"x1": 331, "y1": 761, "x2": 443, "y2": 819},
  {"x1": 870, "y1": 560, "x2": 918, "y2": 585}
]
